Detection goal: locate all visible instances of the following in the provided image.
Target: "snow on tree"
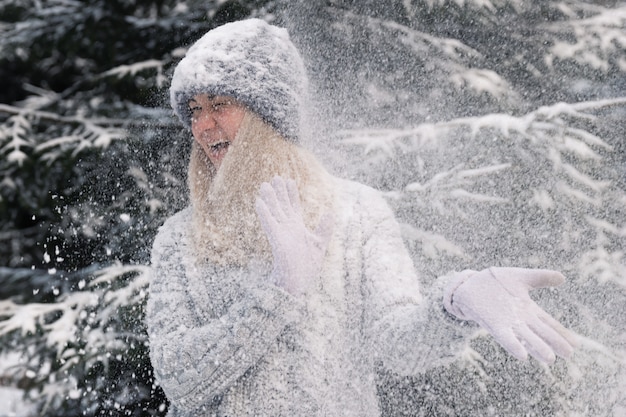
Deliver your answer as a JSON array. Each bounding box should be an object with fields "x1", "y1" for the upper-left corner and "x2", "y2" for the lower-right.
[
  {"x1": 0, "y1": 0, "x2": 624, "y2": 416},
  {"x1": 277, "y1": 2, "x2": 625, "y2": 415}
]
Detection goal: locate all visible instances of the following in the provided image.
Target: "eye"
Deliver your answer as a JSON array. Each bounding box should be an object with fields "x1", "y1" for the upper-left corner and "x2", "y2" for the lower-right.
[
  {"x1": 188, "y1": 105, "x2": 202, "y2": 114},
  {"x1": 211, "y1": 100, "x2": 231, "y2": 112},
  {"x1": 187, "y1": 105, "x2": 202, "y2": 123}
]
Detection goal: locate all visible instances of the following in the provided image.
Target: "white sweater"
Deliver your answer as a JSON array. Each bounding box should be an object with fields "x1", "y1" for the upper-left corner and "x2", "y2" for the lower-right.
[{"x1": 147, "y1": 177, "x2": 471, "y2": 416}]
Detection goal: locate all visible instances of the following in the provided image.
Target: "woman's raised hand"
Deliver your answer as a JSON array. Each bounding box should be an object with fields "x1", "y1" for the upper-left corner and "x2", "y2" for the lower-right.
[{"x1": 255, "y1": 176, "x2": 334, "y2": 296}]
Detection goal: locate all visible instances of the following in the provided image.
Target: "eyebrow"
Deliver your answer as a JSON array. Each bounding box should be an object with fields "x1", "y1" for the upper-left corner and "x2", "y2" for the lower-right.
[{"x1": 188, "y1": 95, "x2": 218, "y2": 106}]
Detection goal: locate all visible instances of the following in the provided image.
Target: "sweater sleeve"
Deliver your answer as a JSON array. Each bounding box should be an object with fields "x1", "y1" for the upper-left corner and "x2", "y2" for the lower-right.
[
  {"x1": 357, "y1": 187, "x2": 476, "y2": 376},
  {"x1": 146, "y1": 210, "x2": 304, "y2": 412}
]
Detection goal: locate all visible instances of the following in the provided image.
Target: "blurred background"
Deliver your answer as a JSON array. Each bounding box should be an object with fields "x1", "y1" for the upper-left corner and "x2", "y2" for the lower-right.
[{"x1": 0, "y1": 0, "x2": 624, "y2": 415}]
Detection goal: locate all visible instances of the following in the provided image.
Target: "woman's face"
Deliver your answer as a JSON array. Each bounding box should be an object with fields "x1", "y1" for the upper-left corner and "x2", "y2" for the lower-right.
[{"x1": 189, "y1": 94, "x2": 246, "y2": 170}]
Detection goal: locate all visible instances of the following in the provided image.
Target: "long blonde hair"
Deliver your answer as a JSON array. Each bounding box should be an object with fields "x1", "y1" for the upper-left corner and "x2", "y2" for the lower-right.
[{"x1": 188, "y1": 111, "x2": 334, "y2": 266}]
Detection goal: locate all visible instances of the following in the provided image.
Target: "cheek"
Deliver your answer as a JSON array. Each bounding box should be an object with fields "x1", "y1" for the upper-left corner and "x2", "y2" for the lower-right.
[
  {"x1": 190, "y1": 125, "x2": 208, "y2": 152},
  {"x1": 222, "y1": 110, "x2": 245, "y2": 137},
  {"x1": 190, "y1": 118, "x2": 201, "y2": 137},
  {"x1": 190, "y1": 125, "x2": 199, "y2": 139}
]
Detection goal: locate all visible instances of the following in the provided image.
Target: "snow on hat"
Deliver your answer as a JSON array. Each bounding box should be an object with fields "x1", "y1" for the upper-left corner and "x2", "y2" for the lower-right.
[{"x1": 170, "y1": 18, "x2": 308, "y2": 142}]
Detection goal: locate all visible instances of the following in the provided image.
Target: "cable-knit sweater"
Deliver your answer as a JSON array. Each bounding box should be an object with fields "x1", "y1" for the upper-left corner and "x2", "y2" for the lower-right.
[{"x1": 147, "y1": 177, "x2": 472, "y2": 416}]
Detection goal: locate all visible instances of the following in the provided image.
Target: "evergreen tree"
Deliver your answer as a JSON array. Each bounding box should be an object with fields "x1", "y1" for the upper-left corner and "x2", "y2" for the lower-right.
[{"x1": 0, "y1": 0, "x2": 266, "y2": 415}]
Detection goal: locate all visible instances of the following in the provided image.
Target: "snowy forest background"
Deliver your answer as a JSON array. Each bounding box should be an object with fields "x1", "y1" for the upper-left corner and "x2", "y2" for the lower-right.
[{"x1": 0, "y1": 0, "x2": 624, "y2": 416}]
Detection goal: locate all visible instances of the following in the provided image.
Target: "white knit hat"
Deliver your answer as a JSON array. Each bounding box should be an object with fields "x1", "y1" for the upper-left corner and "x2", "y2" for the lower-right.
[{"x1": 170, "y1": 18, "x2": 308, "y2": 142}]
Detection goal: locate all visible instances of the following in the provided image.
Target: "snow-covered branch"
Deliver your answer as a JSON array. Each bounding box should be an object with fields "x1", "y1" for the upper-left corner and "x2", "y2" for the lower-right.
[
  {"x1": 0, "y1": 263, "x2": 151, "y2": 402},
  {"x1": 545, "y1": 4, "x2": 626, "y2": 71}
]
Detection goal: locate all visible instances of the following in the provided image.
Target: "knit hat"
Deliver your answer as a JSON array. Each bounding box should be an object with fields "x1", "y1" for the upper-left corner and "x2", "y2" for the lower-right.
[{"x1": 170, "y1": 18, "x2": 308, "y2": 142}]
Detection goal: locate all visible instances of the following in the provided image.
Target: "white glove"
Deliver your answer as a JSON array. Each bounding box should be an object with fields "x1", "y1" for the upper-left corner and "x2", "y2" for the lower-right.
[
  {"x1": 444, "y1": 267, "x2": 578, "y2": 364},
  {"x1": 255, "y1": 176, "x2": 333, "y2": 296}
]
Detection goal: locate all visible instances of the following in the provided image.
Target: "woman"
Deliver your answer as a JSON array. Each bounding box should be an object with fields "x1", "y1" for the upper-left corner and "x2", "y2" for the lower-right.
[{"x1": 147, "y1": 18, "x2": 577, "y2": 416}]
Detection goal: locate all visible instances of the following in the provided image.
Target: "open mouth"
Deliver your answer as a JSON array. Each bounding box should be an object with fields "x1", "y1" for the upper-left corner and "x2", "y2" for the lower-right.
[{"x1": 210, "y1": 141, "x2": 230, "y2": 155}]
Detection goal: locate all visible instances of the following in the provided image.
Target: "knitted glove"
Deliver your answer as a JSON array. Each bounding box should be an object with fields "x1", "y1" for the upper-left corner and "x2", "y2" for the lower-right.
[
  {"x1": 444, "y1": 267, "x2": 577, "y2": 364},
  {"x1": 255, "y1": 176, "x2": 333, "y2": 296}
]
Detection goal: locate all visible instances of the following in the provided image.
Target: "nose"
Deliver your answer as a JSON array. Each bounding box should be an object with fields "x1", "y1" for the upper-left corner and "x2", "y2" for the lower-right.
[{"x1": 192, "y1": 108, "x2": 217, "y2": 131}]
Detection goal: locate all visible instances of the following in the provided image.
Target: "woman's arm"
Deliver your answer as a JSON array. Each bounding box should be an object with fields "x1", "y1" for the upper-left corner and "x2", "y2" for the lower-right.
[
  {"x1": 146, "y1": 211, "x2": 304, "y2": 412},
  {"x1": 359, "y1": 186, "x2": 576, "y2": 374},
  {"x1": 357, "y1": 187, "x2": 473, "y2": 375}
]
